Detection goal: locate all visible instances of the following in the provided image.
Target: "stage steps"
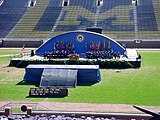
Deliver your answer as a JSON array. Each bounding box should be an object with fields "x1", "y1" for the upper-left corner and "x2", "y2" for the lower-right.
[{"x1": 40, "y1": 68, "x2": 77, "y2": 88}]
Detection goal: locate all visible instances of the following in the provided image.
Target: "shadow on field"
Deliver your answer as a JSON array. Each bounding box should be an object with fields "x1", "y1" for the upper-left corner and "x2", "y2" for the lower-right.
[
  {"x1": 2, "y1": 65, "x2": 9, "y2": 68},
  {"x1": 16, "y1": 80, "x2": 39, "y2": 87},
  {"x1": 77, "y1": 82, "x2": 96, "y2": 86},
  {"x1": 26, "y1": 95, "x2": 67, "y2": 98}
]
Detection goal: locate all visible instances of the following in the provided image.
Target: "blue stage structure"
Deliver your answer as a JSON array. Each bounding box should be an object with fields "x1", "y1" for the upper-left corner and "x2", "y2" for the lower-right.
[
  {"x1": 10, "y1": 30, "x2": 141, "y2": 68},
  {"x1": 36, "y1": 30, "x2": 126, "y2": 57},
  {"x1": 24, "y1": 65, "x2": 101, "y2": 86}
]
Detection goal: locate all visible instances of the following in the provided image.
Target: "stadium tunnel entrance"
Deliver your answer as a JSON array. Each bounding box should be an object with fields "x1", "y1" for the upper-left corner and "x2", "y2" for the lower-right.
[{"x1": 36, "y1": 30, "x2": 126, "y2": 57}]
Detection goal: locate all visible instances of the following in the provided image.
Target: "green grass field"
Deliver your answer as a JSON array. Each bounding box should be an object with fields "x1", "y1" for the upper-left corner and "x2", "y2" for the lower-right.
[{"x1": 0, "y1": 49, "x2": 160, "y2": 106}]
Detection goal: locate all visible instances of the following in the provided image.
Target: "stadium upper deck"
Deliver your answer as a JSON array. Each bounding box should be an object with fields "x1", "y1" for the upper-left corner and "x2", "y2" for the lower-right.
[{"x1": 0, "y1": 0, "x2": 160, "y2": 43}]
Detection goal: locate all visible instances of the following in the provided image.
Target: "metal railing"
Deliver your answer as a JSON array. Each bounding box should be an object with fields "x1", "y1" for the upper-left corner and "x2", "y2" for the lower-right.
[{"x1": 0, "y1": 102, "x2": 51, "y2": 114}]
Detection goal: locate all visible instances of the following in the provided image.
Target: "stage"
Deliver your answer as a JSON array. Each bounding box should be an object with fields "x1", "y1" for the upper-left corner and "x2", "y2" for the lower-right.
[{"x1": 9, "y1": 49, "x2": 141, "y2": 68}]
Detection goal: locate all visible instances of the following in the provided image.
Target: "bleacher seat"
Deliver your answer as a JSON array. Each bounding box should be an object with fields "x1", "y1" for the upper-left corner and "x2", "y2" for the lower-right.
[
  {"x1": 137, "y1": 0, "x2": 158, "y2": 31},
  {"x1": 0, "y1": 0, "x2": 159, "y2": 40},
  {"x1": 0, "y1": 0, "x2": 28, "y2": 37},
  {"x1": 34, "y1": 7, "x2": 62, "y2": 31},
  {"x1": 55, "y1": 0, "x2": 134, "y2": 34}
]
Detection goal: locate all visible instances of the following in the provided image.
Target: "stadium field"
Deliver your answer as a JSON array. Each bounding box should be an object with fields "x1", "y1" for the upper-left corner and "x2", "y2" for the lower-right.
[{"x1": 0, "y1": 49, "x2": 160, "y2": 106}]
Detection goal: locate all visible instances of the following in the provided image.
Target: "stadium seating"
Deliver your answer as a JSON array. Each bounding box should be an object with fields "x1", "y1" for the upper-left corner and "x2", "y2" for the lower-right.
[
  {"x1": 69, "y1": 0, "x2": 96, "y2": 13},
  {"x1": 0, "y1": 115, "x2": 121, "y2": 120},
  {"x1": 34, "y1": 7, "x2": 62, "y2": 31},
  {"x1": 0, "y1": 0, "x2": 28, "y2": 38},
  {"x1": 48, "y1": 0, "x2": 62, "y2": 7},
  {"x1": 136, "y1": 0, "x2": 160, "y2": 39},
  {"x1": 0, "y1": 0, "x2": 159, "y2": 40},
  {"x1": 137, "y1": 0, "x2": 158, "y2": 31},
  {"x1": 100, "y1": 0, "x2": 132, "y2": 13},
  {"x1": 54, "y1": 0, "x2": 135, "y2": 38},
  {"x1": 6, "y1": 0, "x2": 51, "y2": 38}
]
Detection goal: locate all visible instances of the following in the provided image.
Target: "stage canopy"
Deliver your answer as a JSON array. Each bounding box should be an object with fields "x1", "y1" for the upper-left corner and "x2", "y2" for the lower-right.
[{"x1": 36, "y1": 30, "x2": 126, "y2": 56}]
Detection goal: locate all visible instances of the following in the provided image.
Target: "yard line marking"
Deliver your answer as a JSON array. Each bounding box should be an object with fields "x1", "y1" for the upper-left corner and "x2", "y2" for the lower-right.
[{"x1": 44, "y1": 97, "x2": 48, "y2": 102}]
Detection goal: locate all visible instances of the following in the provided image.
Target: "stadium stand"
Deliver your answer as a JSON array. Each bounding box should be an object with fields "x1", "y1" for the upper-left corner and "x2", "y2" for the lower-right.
[
  {"x1": 137, "y1": 0, "x2": 158, "y2": 31},
  {"x1": 55, "y1": 0, "x2": 135, "y2": 38},
  {"x1": 0, "y1": 114, "x2": 152, "y2": 120},
  {"x1": 0, "y1": 0, "x2": 29, "y2": 38},
  {"x1": 69, "y1": 0, "x2": 96, "y2": 13},
  {"x1": 6, "y1": 0, "x2": 51, "y2": 38},
  {"x1": 34, "y1": 0, "x2": 62, "y2": 31},
  {"x1": 137, "y1": 0, "x2": 160, "y2": 38},
  {"x1": 0, "y1": 0, "x2": 160, "y2": 47},
  {"x1": 34, "y1": 7, "x2": 62, "y2": 31}
]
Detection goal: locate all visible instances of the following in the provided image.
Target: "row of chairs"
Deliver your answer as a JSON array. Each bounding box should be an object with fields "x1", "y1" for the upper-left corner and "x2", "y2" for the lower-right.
[
  {"x1": 44, "y1": 50, "x2": 74, "y2": 59},
  {"x1": 44, "y1": 50, "x2": 122, "y2": 60},
  {"x1": 0, "y1": 114, "x2": 117, "y2": 120},
  {"x1": 86, "y1": 50, "x2": 121, "y2": 59}
]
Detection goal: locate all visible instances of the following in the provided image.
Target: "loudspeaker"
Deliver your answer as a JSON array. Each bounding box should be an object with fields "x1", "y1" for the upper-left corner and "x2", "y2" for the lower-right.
[
  {"x1": 30, "y1": 1, "x2": 34, "y2": 6},
  {"x1": 64, "y1": 1, "x2": 68, "y2": 6},
  {"x1": 97, "y1": 1, "x2": 100, "y2": 6},
  {"x1": 86, "y1": 27, "x2": 102, "y2": 34}
]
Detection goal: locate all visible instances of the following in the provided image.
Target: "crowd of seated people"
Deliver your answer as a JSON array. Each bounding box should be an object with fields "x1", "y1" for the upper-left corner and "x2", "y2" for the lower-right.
[
  {"x1": 0, "y1": 114, "x2": 119, "y2": 120},
  {"x1": 86, "y1": 41, "x2": 121, "y2": 59},
  {"x1": 44, "y1": 41, "x2": 75, "y2": 59},
  {"x1": 44, "y1": 50, "x2": 75, "y2": 59},
  {"x1": 86, "y1": 50, "x2": 121, "y2": 59},
  {"x1": 43, "y1": 40, "x2": 121, "y2": 60}
]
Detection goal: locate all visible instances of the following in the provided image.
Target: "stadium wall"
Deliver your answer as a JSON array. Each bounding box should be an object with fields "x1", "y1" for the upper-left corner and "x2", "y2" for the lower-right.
[
  {"x1": 0, "y1": 38, "x2": 44, "y2": 47},
  {"x1": 117, "y1": 40, "x2": 160, "y2": 48},
  {"x1": 1, "y1": 38, "x2": 160, "y2": 48}
]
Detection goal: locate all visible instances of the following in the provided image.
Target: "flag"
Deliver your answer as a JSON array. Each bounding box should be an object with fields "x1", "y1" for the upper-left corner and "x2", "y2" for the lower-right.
[
  {"x1": 90, "y1": 41, "x2": 93, "y2": 50},
  {"x1": 108, "y1": 41, "x2": 110, "y2": 50},
  {"x1": 20, "y1": 44, "x2": 25, "y2": 55},
  {"x1": 97, "y1": 41, "x2": 100, "y2": 50},
  {"x1": 89, "y1": 41, "x2": 91, "y2": 49},
  {"x1": 54, "y1": 42, "x2": 56, "y2": 50},
  {"x1": 85, "y1": 42, "x2": 87, "y2": 49},
  {"x1": 103, "y1": 40, "x2": 106, "y2": 50},
  {"x1": 92, "y1": 42, "x2": 96, "y2": 50}
]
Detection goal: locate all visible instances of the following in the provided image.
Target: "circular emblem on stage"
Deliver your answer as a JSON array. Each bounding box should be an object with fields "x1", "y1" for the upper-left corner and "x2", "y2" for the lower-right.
[{"x1": 77, "y1": 34, "x2": 84, "y2": 42}]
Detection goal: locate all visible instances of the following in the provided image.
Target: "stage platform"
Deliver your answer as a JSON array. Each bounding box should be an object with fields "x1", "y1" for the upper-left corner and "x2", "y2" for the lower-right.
[
  {"x1": 24, "y1": 65, "x2": 101, "y2": 85},
  {"x1": 9, "y1": 49, "x2": 141, "y2": 68}
]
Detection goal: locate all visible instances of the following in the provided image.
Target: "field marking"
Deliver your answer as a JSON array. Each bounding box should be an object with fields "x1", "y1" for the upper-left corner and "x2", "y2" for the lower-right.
[
  {"x1": 0, "y1": 48, "x2": 36, "y2": 49},
  {"x1": 44, "y1": 98, "x2": 48, "y2": 102},
  {"x1": 0, "y1": 54, "x2": 20, "y2": 57}
]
